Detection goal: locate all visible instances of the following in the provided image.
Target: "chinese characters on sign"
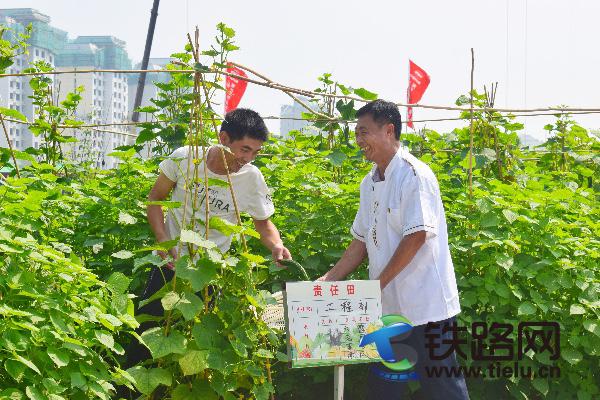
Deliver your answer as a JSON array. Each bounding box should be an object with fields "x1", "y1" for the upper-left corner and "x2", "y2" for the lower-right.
[{"x1": 285, "y1": 281, "x2": 383, "y2": 368}]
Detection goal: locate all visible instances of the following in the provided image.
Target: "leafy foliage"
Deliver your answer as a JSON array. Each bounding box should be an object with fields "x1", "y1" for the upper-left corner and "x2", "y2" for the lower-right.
[{"x1": 1, "y1": 21, "x2": 599, "y2": 400}]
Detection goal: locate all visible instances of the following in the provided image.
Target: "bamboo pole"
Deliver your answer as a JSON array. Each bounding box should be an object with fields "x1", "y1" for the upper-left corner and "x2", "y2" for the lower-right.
[
  {"x1": 3, "y1": 67, "x2": 600, "y2": 114},
  {"x1": 3, "y1": 110, "x2": 600, "y2": 132},
  {"x1": 230, "y1": 61, "x2": 334, "y2": 121},
  {"x1": 186, "y1": 32, "x2": 248, "y2": 252},
  {"x1": 468, "y1": 48, "x2": 475, "y2": 199}
]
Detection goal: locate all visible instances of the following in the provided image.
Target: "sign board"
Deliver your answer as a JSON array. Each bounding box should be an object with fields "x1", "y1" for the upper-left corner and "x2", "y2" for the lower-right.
[{"x1": 285, "y1": 280, "x2": 383, "y2": 368}]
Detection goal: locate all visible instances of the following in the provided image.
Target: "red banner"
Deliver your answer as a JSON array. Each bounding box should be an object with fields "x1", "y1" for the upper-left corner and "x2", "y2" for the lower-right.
[
  {"x1": 225, "y1": 63, "x2": 248, "y2": 113},
  {"x1": 406, "y1": 60, "x2": 430, "y2": 129}
]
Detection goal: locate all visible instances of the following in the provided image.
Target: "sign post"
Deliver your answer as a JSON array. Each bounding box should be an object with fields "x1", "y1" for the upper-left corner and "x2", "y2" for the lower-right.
[
  {"x1": 334, "y1": 365, "x2": 344, "y2": 400},
  {"x1": 284, "y1": 280, "x2": 383, "y2": 399}
]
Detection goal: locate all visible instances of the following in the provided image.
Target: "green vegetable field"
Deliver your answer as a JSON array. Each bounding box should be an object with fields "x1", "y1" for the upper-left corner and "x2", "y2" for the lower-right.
[{"x1": 0, "y1": 23, "x2": 598, "y2": 400}]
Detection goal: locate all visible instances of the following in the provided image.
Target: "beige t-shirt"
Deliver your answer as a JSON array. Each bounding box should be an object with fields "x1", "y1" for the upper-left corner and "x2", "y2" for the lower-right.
[{"x1": 159, "y1": 145, "x2": 274, "y2": 253}]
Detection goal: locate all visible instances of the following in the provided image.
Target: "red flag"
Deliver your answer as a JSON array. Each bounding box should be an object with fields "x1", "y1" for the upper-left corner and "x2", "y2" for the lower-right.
[
  {"x1": 406, "y1": 60, "x2": 430, "y2": 129},
  {"x1": 225, "y1": 63, "x2": 248, "y2": 113}
]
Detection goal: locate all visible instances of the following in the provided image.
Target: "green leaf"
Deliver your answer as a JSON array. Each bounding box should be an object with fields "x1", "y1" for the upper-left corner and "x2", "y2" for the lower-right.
[
  {"x1": 583, "y1": 320, "x2": 600, "y2": 337},
  {"x1": 0, "y1": 107, "x2": 27, "y2": 121},
  {"x1": 353, "y1": 88, "x2": 378, "y2": 101},
  {"x1": 106, "y1": 272, "x2": 131, "y2": 294},
  {"x1": 70, "y1": 372, "x2": 86, "y2": 389},
  {"x1": 5, "y1": 359, "x2": 26, "y2": 382},
  {"x1": 94, "y1": 330, "x2": 115, "y2": 350},
  {"x1": 172, "y1": 380, "x2": 217, "y2": 400},
  {"x1": 13, "y1": 353, "x2": 40, "y2": 375},
  {"x1": 502, "y1": 209, "x2": 518, "y2": 224},
  {"x1": 201, "y1": 50, "x2": 220, "y2": 57},
  {"x1": 495, "y1": 254, "x2": 513, "y2": 270},
  {"x1": 141, "y1": 327, "x2": 187, "y2": 359},
  {"x1": 135, "y1": 105, "x2": 160, "y2": 113},
  {"x1": 145, "y1": 200, "x2": 182, "y2": 208},
  {"x1": 161, "y1": 291, "x2": 181, "y2": 311},
  {"x1": 118, "y1": 211, "x2": 137, "y2": 225},
  {"x1": 230, "y1": 337, "x2": 247, "y2": 358},
  {"x1": 336, "y1": 99, "x2": 356, "y2": 120},
  {"x1": 25, "y1": 386, "x2": 44, "y2": 400},
  {"x1": 569, "y1": 304, "x2": 586, "y2": 315},
  {"x1": 252, "y1": 381, "x2": 275, "y2": 400},
  {"x1": 88, "y1": 381, "x2": 109, "y2": 400},
  {"x1": 218, "y1": 23, "x2": 236, "y2": 38},
  {"x1": 176, "y1": 258, "x2": 219, "y2": 292},
  {"x1": 127, "y1": 366, "x2": 172, "y2": 396},
  {"x1": 108, "y1": 147, "x2": 136, "y2": 160},
  {"x1": 209, "y1": 216, "x2": 242, "y2": 235},
  {"x1": 176, "y1": 291, "x2": 203, "y2": 321},
  {"x1": 192, "y1": 314, "x2": 224, "y2": 350},
  {"x1": 180, "y1": 229, "x2": 217, "y2": 249},
  {"x1": 561, "y1": 348, "x2": 582, "y2": 365},
  {"x1": 255, "y1": 348, "x2": 273, "y2": 358},
  {"x1": 111, "y1": 250, "x2": 134, "y2": 259},
  {"x1": 241, "y1": 225, "x2": 261, "y2": 239},
  {"x1": 178, "y1": 350, "x2": 208, "y2": 376},
  {"x1": 193, "y1": 62, "x2": 210, "y2": 72},
  {"x1": 480, "y1": 213, "x2": 499, "y2": 227},
  {"x1": 47, "y1": 348, "x2": 70, "y2": 368},
  {"x1": 206, "y1": 178, "x2": 230, "y2": 187},
  {"x1": 241, "y1": 252, "x2": 267, "y2": 264},
  {"x1": 517, "y1": 302, "x2": 536, "y2": 315},
  {"x1": 137, "y1": 239, "x2": 180, "y2": 253},
  {"x1": 275, "y1": 351, "x2": 290, "y2": 362},
  {"x1": 326, "y1": 149, "x2": 347, "y2": 167},
  {"x1": 98, "y1": 313, "x2": 123, "y2": 330},
  {"x1": 532, "y1": 378, "x2": 549, "y2": 396}
]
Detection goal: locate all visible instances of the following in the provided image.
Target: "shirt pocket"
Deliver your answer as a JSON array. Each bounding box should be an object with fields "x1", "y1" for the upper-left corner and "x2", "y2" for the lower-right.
[{"x1": 387, "y1": 208, "x2": 404, "y2": 235}]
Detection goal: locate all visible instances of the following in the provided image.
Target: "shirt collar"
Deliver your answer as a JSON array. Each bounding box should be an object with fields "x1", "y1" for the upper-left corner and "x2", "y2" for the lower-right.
[{"x1": 371, "y1": 147, "x2": 404, "y2": 182}]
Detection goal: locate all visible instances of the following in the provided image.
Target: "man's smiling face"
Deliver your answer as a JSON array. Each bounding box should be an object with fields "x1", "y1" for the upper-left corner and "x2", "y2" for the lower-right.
[
  {"x1": 354, "y1": 114, "x2": 397, "y2": 165},
  {"x1": 220, "y1": 131, "x2": 263, "y2": 171}
]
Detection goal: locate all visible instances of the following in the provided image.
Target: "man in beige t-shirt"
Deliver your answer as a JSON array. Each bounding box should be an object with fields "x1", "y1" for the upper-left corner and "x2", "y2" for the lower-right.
[
  {"x1": 124, "y1": 109, "x2": 292, "y2": 373},
  {"x1": 147, "y1": 108, "x2": 291, "y2": 264}
]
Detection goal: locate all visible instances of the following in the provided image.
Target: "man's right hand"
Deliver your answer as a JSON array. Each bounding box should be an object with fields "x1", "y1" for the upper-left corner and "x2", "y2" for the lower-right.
[{"x1": 157, "y1": 248, "x2": 177, "y2": 270}]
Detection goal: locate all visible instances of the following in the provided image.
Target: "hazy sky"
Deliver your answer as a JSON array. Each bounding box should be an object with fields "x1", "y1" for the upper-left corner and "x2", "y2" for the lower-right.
[{"x1": 7, "y1": 0, "x2": 600, "y2": 138}]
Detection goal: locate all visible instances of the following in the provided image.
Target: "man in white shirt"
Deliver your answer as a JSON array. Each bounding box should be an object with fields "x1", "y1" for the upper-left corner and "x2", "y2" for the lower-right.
[{"x1": 319, "y1": 100, "x2": 469, "y2": 399}]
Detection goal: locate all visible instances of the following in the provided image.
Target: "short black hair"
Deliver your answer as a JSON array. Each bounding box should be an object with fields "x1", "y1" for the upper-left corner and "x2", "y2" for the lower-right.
[
  {"x1": 220, "y1": 108, "x2": 269, "y2": 142},
  {"x1": 356, "y1": 99, "x2": 402, "y2": 140}
]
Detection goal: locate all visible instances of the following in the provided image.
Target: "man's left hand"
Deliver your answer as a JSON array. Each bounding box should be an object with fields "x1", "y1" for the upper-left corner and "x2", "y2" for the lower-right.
[{"x1": 272, "y1": 244, "x2": 292, "y2": 267}]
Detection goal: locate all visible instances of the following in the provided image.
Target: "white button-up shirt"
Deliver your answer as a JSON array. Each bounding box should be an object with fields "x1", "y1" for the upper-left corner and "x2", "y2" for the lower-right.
[{"x1": 351, "y1": 147, "x2": 460, "y2": 326}]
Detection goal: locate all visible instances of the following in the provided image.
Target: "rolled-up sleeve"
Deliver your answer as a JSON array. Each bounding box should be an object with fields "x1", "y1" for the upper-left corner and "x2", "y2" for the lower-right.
[
  {"x1": 159, "y1": 148, "x2": 185, "y2": 182},
  {"x1": 400, "y1": 175, "x2": 439, "y2": 237},
  {"x1": 246, "y1": 172, "x2": 275, "y2": 220}
]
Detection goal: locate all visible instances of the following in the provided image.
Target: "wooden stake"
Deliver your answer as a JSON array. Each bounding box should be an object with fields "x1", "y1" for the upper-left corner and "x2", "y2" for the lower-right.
[{"x1": 468, "y1": 48, "x2": 475, "y2": 199}]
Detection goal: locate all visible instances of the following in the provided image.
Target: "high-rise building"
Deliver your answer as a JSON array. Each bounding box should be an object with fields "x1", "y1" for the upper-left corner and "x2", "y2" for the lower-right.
[
  {"x1": 127, "y1": 57, "x2": 172, "y2": 120},
  {"x1": 0, "y1": 8, "x2": 133, "y2": 169},
  {"x1": 0, "y1": 9, "x2": 65, "y2": 151},
  {"x1": 279, "y1": 97, "x2": 320, "y2": 138},
  {"x1": 55, "y1": 36, "x2": 131, "y2": 169}
]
